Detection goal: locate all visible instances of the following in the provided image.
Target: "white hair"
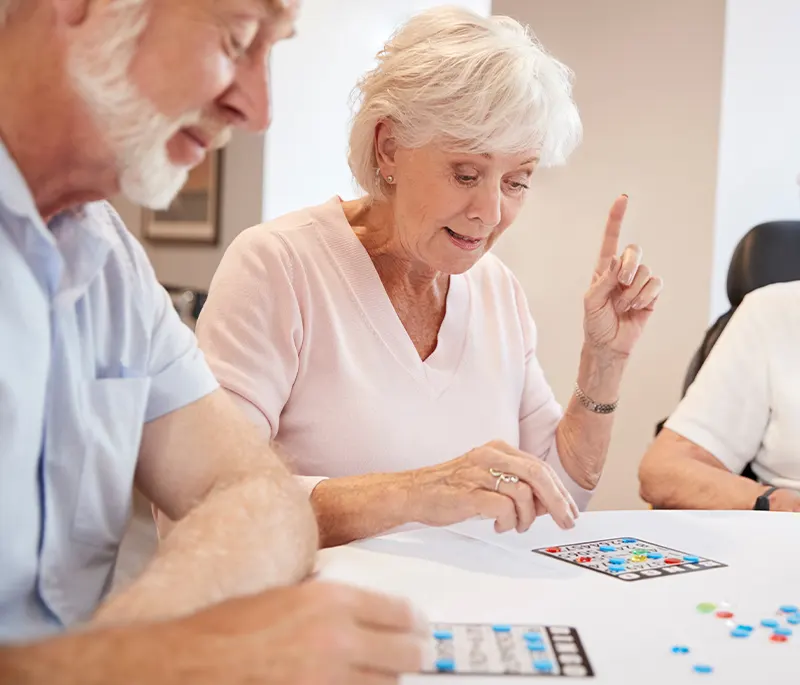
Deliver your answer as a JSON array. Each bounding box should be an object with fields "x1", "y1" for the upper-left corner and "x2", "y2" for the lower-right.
[
  {"x1": 68, "y1": 0, "x2": 207, "y2": 209},
  {"x1": 348, "y1": 6, "x2": 583, "y2": 200}
]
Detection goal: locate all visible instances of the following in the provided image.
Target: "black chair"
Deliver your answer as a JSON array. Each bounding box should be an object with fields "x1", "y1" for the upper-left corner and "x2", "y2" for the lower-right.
[{"x1": 655, "y1": 220, "x2": 800, "y2": 478}]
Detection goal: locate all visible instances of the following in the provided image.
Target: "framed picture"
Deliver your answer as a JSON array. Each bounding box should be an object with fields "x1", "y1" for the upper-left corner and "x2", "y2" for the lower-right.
[{"x1": 141, "y1": 150, "x2": 223, "y2": 244}]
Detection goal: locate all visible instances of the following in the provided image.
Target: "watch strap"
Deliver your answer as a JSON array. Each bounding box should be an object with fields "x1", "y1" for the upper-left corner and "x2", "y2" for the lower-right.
[{"x1": 754, "y1": 486, "x2": 779, "y2": 511}]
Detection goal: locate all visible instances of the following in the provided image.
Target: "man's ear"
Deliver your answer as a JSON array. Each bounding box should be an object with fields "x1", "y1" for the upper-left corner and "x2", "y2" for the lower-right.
[
  {"x1": 375, "y1": 119, "x2": 398, "y2": 180},
  {"x1": 51, "y1": 0, "x2": 91, "y2": 26}
]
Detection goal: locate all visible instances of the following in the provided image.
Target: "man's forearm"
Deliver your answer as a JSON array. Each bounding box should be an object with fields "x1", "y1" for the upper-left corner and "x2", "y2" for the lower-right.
[
  {"x1": 640, "y1": 456, "x2": 765, "y2": 510},
  {"x1": 95, "y1": 472, "x2": 317, "y2": 623},
  {"x1": 639, "y1": 433, "x2": 765, "y2": 510}
]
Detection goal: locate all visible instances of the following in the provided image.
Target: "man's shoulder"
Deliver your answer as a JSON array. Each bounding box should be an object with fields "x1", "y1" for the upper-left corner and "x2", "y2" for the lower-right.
[
  {"x1": 732, "y1": 281, "x2": 800, "y2": 337},
  {"x1": 740, "y1": 281, "x2": 800, "y2": 311}
]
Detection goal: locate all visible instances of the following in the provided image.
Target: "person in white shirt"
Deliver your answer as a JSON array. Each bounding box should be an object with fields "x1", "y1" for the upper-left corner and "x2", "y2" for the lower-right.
[{"x1": 639, "y1": 282, "x2": 800, "y2": 512}]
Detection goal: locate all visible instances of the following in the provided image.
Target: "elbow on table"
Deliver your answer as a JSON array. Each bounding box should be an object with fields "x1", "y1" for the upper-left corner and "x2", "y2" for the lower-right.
[{"x1": 637, "y1": 449, "x2": 673, "y2": 509}]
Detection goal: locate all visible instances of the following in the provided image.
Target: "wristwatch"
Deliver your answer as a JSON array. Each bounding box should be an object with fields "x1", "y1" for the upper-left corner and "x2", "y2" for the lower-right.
[{"x1": 753, "y1": 486, "x2": 780, "y2": 511}]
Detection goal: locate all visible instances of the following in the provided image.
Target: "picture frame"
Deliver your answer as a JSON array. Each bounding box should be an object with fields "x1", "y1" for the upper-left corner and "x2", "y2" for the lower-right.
[{"x1": 141, "y1": 149, "x2": 223, "y2": 245}]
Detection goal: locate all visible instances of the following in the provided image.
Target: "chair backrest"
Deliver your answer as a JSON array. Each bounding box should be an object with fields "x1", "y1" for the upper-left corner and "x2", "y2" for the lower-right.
[
  {"x1": 680, "y1": 220, "x2": 800, "y2": 393},
  {"x1": 655, "y1": 220, "x2": 800, "y2": 478}
]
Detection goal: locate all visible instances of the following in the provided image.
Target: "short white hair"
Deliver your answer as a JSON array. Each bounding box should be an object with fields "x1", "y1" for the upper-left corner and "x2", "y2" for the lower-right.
[{"x1": 348, "y1": 6, "x2": 583, "y2": 200}]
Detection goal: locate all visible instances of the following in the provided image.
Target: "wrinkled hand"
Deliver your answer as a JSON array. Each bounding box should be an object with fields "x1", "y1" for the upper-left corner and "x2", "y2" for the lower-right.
[
  {"x1": 583, "y1": 195, "x2": 663, "y2": 357},
  {"x1": 406, "y1": 441, "x2": 579, "y2": 533},
  {"x1": 169, "y1": 581, "x2": 427, "y2": 685}
]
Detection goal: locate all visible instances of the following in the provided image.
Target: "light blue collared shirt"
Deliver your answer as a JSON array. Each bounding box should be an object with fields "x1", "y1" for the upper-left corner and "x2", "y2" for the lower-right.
[{"x1": 0, "y1": 141, "x2": 219, "y2": 641}]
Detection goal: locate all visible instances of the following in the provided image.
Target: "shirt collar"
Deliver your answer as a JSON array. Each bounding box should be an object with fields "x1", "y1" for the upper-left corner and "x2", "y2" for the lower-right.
[
  {"x1": 0, "y1": 137, "x2": 115, "y2": 300},
  {"x1": 0, "y1": 137, "x2": 53, "y2": 237}
]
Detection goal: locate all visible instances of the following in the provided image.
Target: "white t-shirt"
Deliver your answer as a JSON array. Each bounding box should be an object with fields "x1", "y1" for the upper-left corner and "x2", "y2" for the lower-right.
[{"x1": 666, "y1": 282, "x2": 800, "y2": 491}]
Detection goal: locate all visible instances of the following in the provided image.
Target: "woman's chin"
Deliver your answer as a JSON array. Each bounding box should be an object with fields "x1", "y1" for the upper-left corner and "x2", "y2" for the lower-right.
[{"x1": 435, "y1": 250, "x2": 486, "y2": 275}]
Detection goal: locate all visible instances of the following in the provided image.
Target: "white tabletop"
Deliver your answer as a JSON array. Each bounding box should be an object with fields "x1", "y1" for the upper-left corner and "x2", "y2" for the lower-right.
[{"x1": 317, "y1": 510, "x2": 800, "y2": 683}]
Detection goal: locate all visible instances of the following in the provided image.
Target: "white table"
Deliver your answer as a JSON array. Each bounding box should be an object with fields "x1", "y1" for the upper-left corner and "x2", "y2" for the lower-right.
[{"x1": 318, "y1": 511, "x2": 800, "y2": 683}]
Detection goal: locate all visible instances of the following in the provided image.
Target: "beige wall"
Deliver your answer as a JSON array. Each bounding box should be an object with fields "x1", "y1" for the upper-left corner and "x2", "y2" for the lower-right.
[
  {"x1": 113, "y1": 129, "x2": 266, "y2": 291},
  {"x1": 493, "y1": 0, "x2": 726, "y2": 509}
]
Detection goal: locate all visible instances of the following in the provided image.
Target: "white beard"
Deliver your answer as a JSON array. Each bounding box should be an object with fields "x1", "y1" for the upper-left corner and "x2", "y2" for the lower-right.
[{"x1": 66, "y1": 1, "x2": 203, "y2": 209}]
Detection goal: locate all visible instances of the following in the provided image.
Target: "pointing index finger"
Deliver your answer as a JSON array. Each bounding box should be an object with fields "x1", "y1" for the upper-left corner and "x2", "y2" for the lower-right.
[{"x1": 595, "y1": 194, "x2": 628, "y2": 274}]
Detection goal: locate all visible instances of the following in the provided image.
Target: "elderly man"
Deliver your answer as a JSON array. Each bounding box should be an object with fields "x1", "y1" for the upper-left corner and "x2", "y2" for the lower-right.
[
  {"x1": 0, "y1": 0, "x2": 423, "y2": 682},
  {"x1": 639, "y1": 283, "x2": 800, "y2": 512}
]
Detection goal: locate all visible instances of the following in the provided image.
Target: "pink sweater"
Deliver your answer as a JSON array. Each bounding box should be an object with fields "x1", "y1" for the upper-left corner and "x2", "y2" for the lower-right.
[{"x1": 196, "y1": 197, "x2": 593, "y2": 510}]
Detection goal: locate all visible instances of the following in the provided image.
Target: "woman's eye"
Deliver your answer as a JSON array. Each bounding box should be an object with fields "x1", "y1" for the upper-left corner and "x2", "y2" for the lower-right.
[
  {"x1": 455, "y1": 174, "x2": 478, "y2": 185},
  {"x1": 506, "y1": 180, "x2": 530, "y2": 194}
]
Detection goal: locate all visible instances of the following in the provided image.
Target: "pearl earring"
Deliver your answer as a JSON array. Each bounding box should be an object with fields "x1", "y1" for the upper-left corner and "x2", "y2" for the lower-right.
[{"x1": 386, "y1": 175, "x2": 394, "y2": 184}]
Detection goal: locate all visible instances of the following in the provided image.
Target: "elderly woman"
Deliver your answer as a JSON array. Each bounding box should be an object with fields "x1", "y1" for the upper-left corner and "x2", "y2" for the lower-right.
[{"x1": 195, "y1": 7, "x2": 662, "y2": 547}]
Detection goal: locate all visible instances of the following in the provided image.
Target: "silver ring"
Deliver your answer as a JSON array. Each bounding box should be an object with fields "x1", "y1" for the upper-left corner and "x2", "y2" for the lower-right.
[{"x1": 489, "y1": 467, "x2": 519, "y2": 491}]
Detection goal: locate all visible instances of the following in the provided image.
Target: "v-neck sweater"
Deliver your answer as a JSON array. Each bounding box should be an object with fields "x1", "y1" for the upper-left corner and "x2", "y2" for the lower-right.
[{"x1": 196, "y1": 197, "x2": 593, "y2": 510}]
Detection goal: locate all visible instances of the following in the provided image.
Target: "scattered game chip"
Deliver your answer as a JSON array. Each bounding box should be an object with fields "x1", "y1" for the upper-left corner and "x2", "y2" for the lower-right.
[
  {"x1": 664, "y1": 558, "x2": 682, "y2": 565},
  {"x1": 761, "y1": 619, "x2": 779, "y2": 628},
  {"x1": 716, "y1": 611, "x2": 734, "y2": 619},
  {"x1": 671, "y1": 645, "x2": 690, "y2": 654},
  {"x1": 770, "y1": 634, "x2": 788, "y2": 643},
  {"x1": 533, "y1": 659, "x2": 554, "y2": 673},
  {"x1": 546, "y1": 547, "x2": 561, "y2": 553},
  {"x1": 736, "y1": 625, "x2": 754, "y2": 632},
  {"x1": 780, "y1": 605, "x2": 798, "y2": 614},
  {"x1": 730, "y1": 628, "x2": 750, "y2": 638},
  {"x1": 433, "y1": 630, "x2": 453, "y2": 640},
  {"x1": 492, "y1": 625, "x2": 511, "y2": 633},
  {"x1": 599, "y1": 545, "x2": 616, "y2": 552},
  {"x1": 693, "y1": 664, "x2": 713, "y2": 674},
  {"x1": 622, "y1": 538, "x2": 637, "y2": 543},
  {"x1": 774, "y1": 627, "x2": 792, "y2": 637},
  {"x1": 683, "y1": 555, "x2": 700, "y2": 563},
  {"x1": 435, "y1": 658, "x2": 455, "y2": 672},
  {"x1": 697, "y1": 603, "x2": 716, "y2": 614},
  {"x1": 527, "y1": 642, "x2": 547, "y2": 652},
  {"x1": 577, "y1": 557, "x2": 592, "y2": 563},
  {"x1": 647, "y1": 552, "x2": 664, "y2": 559},
  {"x1": 787, "y1": 616, "x2": 800, "y2": 625}
]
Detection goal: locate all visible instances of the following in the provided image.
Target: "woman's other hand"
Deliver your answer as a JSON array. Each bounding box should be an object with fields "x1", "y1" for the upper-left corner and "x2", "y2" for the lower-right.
[{"x1": 583, "y1": 195, "x2": 663, "y2": 358}]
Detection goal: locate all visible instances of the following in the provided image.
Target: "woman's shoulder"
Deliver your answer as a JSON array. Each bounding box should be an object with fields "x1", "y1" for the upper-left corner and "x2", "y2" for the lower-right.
[{"x1": 227, "y1": 197, "x2": 344, "y2": 265}]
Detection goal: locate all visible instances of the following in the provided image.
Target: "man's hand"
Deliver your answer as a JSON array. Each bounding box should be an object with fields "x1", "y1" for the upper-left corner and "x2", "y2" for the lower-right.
[
  {"x1": 180, "y1": 581, "x2": 427, "y2": 684},
  {"x1": 2, "y1": 582, "x2": 427, "y2": 685}
]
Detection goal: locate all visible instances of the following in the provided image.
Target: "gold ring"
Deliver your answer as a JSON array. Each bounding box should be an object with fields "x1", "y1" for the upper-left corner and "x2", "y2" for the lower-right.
[{"x1": 489, "y1": 467, "x2": 519, "y2": 491}]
